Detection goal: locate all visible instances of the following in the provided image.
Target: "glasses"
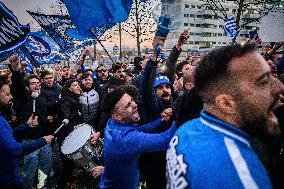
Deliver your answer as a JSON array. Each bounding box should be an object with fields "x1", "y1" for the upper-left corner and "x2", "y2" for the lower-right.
[{"x1": 97, "y1": 69, "x2": 106, "y2": 73}]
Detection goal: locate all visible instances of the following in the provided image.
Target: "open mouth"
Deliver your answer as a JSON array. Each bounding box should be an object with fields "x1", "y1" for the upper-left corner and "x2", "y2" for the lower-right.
[{"x1": 267, "y1": 95, "x2": 283, "y2": 127}]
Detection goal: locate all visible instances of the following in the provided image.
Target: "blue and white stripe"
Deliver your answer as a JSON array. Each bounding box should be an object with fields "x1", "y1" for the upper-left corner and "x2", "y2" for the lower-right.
[{"x1": 224, "y1": 17, "x2": 240, "y2": 41}]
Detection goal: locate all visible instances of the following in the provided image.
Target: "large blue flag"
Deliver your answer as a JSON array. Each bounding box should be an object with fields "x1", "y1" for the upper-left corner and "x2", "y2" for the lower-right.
[
  {"x1": 0, "y1": 2, "x2": 30, "y2": 62},
  {"x1": 61, "y1": 0, "x2": 133, "y2": 36},
  {"x1": 27, "y1": 11, "x2": 96, "y2": 62},
  {"x1": 24, "y1": 32, "x2": 67, "y2": 65},
  {"x1": 224, "y1": 17, "x2": 240, "y2": 41}
]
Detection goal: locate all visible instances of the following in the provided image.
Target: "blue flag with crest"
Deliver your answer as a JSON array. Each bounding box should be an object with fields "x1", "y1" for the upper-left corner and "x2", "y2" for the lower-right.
[
  {"x1": 27, "y1": 11, "x2": 96, "y2": 62},
  {"x1": 24, "y1": 32, "x2": 67, "y2": 65}
]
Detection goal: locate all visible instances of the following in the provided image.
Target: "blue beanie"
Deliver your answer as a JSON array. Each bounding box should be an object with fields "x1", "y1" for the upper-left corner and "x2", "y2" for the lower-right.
[{"x1": 154, "y1": 75, "x2": 172, "y2": 88}]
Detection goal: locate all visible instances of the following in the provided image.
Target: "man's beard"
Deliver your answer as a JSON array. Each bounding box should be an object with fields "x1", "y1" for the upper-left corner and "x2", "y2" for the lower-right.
[
  {"x1": 240, "y1": 113, "x2": 268, "y2": 140},
  {"x1": 0, "y1": 102, "x2": 12, "y2": 115}
]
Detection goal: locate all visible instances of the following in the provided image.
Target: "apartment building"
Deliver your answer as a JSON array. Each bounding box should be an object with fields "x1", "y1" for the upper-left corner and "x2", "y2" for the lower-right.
[{"x1": 164, "y1": 0, "x2": 260, "y2": 50}]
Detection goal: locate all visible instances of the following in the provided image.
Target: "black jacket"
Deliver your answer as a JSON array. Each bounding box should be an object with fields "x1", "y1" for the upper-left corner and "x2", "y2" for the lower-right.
[
  {"x1": 58, "y1": 88, "x2": 83, "y2": 142},
  {"x1": 41, "y1": 82, "x2": 62, "y2": 121},
  {"x1": 10, "y1": 70, "x2": 50, "y2": 139}
]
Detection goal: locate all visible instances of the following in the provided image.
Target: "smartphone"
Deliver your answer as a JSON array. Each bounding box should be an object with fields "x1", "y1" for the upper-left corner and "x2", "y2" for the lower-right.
[{"x1": 249, "y1": 30, "x2": 258, "y2": 39}]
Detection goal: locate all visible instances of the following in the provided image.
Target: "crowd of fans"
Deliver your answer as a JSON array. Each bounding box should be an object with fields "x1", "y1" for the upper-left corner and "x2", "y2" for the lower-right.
[{"x1": 0, "y1": 30, "x2": 284, "y2": 189}]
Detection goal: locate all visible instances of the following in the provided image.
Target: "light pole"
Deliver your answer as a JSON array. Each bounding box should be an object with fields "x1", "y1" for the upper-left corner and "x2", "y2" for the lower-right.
[{"x1": 119, "y1": 22, "x2": 122, "y2": 59}]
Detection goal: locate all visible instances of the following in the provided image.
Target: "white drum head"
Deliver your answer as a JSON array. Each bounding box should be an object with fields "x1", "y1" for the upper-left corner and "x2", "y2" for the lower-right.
[{"x1": 61, "y1": 124, "x2": 92, "y2": 155}]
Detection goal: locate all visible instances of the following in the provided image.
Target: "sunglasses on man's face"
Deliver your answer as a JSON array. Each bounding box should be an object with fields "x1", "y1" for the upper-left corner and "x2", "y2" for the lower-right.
[{"x1": 97, "y1": 69, "x2": 107, "y2": 73}]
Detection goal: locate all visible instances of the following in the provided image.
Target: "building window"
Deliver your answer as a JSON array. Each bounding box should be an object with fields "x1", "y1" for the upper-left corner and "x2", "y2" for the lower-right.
[
  {"x1": 204, "y1": 32, "x2": 212, "y2": 37},
  {"x1": 184, "y1": 14, "x2": 189, "y2": 17},
  {"x1": 197, "y1": 15, "x2": 202, "y2": 18},
  {"x1": 195, "y1": 41, "x2": 200, "y2": 44},
  {"x1": 190, "y1": 23, "x2": 194, "y2": 27},
  {"x1": 184, "y1": 23, "x2": 189, "y2": 26},
  {"x1": 212, "y1": 42, "x2": 216, "y2": 44},
  {"x1": 196, "y1": 24, "x2": 201, "y2": 27},
  {"x1": 219, "y1": 25, "x2": 223, "y2": 28},
  {"x1": 223, "y1": 42, "x2": 227, "y2": 44},
  {"x1": 191, "y1": 5, "x2": 195, "y2": 8},
  {"x1": 190, "y1": 14, "x2": 195, "y2": 18},
  {"x1": 188, "y1": 41, "x2": 193, "y2": 44},
  {"x1": 213, "y1": 33, "x2": 217, "y2": 37},
  {"x1": 218, "y1": 33, "x2": 223, "y2": 36},
  {"x1": 185, "y1": 4, "x2": 189, "y2": 8},
  {"x1": 197, "y1": 5, "x2": 202, "y2": 9}
]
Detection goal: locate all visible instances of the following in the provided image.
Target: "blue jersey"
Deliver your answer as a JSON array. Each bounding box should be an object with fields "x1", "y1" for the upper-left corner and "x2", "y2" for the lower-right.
[{"x1": 166, "y1": 111, "x2": 273, "y2": 189}]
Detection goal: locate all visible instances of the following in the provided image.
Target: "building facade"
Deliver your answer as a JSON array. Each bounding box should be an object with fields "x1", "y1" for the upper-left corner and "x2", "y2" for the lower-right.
[{"x1": 164, "y1": 0, "x2": 260, "y2": 50}]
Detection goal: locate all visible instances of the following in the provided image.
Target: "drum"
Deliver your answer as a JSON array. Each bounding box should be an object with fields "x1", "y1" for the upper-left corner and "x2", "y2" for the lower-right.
[{"x1": 61, "y1": 124, "x2": 103, "y2": 172}]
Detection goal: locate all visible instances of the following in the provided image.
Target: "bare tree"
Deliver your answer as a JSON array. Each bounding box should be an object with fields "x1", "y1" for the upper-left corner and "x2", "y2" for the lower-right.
[
  {"x1": 121, "y1": 0, "x2": 160, "y2": 56},
  {"x1": 202, "y1": 0, "x2": 283, "y2": 29}
]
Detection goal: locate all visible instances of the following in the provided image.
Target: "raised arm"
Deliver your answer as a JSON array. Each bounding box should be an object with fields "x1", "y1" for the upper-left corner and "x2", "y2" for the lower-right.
[
  {"x1": 165, "y1": 31, "x2": 189, "y2": 83},
  {"x1": 122, "y1": 123, "x2": 177, "y2": 154}
]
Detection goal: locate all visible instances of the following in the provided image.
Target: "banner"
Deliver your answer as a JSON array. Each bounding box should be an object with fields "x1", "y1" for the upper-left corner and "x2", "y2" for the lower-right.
[
  {"x1": 24, "y1": 32, "x2": 67, "y2": 65},
  {"x1": 61, "y1": 0, "x2": 132, "y2": 36},
  {"x1": 27, "y1": 11, "x2": 96, "y2": 62},
  {"x1": 0, "y1": 2, "x2": 30, "y2": 62}
]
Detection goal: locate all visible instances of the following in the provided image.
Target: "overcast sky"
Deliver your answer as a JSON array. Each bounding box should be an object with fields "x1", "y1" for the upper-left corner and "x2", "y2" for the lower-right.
[{"x1": 2, "y1": 0, "x2": 63, "y2": 30}]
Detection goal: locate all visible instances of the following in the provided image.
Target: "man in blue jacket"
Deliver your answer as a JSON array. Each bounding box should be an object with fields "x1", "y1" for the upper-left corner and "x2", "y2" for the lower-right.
[
  {"x1": 99, "y1": 87, "x2": 177, "y2": 189},
  {"x1": 0, "y1": 80, "x2": 54, "y2": 189},
  {"x1": 166, "y1": 43, "x2": 284, "y2": 188}
]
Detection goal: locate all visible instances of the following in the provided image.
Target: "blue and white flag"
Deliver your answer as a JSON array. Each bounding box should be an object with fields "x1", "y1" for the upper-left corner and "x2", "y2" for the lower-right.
[
  {"x1": 61, "y1": 0, "x2": 132, "y2": 36},
  {"x1": 17, "y1": 51, "x2": 35, "y2": 73},
  {"x1": 0, "y1": 2, "x2": 30, "y2": 62},
  {"x1": 27, "y1": 11, "x2": 96, "y2": 62},
  {"x1": 224, "y1": 17, "x2": 239, "y2": 41},
  {"x1": 24, "y1": 32, "x2": 67, "y2": 65}
]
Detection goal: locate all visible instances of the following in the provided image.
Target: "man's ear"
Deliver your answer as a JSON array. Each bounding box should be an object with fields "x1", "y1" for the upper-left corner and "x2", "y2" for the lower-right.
[
  {"x1": 112, "y1": 113, "x2": 121, "y2": 122},
  {"x1": 26, "y1": 86, "x2": 29, "y2": 91},
  {"x1": 215, "y1": 94, "x2": 237, "y2": 115}
]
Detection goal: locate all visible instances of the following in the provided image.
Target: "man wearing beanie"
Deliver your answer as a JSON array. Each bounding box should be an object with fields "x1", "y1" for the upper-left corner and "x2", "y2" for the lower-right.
[
  {"x1": 139, "y1": 30, "x2": 189, "y2": 189},
  {"x1": 99, "y1": 87, "x2": 177, "y2": 189}
]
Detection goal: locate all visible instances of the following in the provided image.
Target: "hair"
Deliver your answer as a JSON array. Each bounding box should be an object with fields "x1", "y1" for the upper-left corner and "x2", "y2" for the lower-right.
[
  {"x1": 64, "y1": 79, "x2": 78, "y2": 89},
  {"x1": 0, "y1": 79, "x2": 9, "y2": 89},
  {"x1": 106, "y1": 77, "x2": 125, "y2": 89},
  {"x1": 100, "y1": 88, "x2": 126, "y2": 114},
  {"x1": 112, "y1": 63, "x2": 123, "y2": 73},
  {"x1": 62, "y1": 66, "x2": 70, "y2": 70},
  {"x1": 81, "y1": 73, "x2": 92, "y2": 80},
  {"x1": 40, "y1": 70, "x2": 53, "y2": 79},
  {"x1": 123, "y1": 84, "x2": 139, "y2": 101},
  {"x1": 176, "y1": 60, "x2": 190, "y2": 78},
  {"x1": 194, "y1": 43, "x2": 257, "y2": 103},
  {"x1": 85, "y1": 68, "x2": 93, "y2": 73},
  {"x1": 25, "y1": 74, "x2": 40, "y2": 86},
  {"x1": 101, "y1": 85, "x2": 139, "y2": 114},
  {"x1": 96, "y1": 64, "x2": 106, "y2": 72}
]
